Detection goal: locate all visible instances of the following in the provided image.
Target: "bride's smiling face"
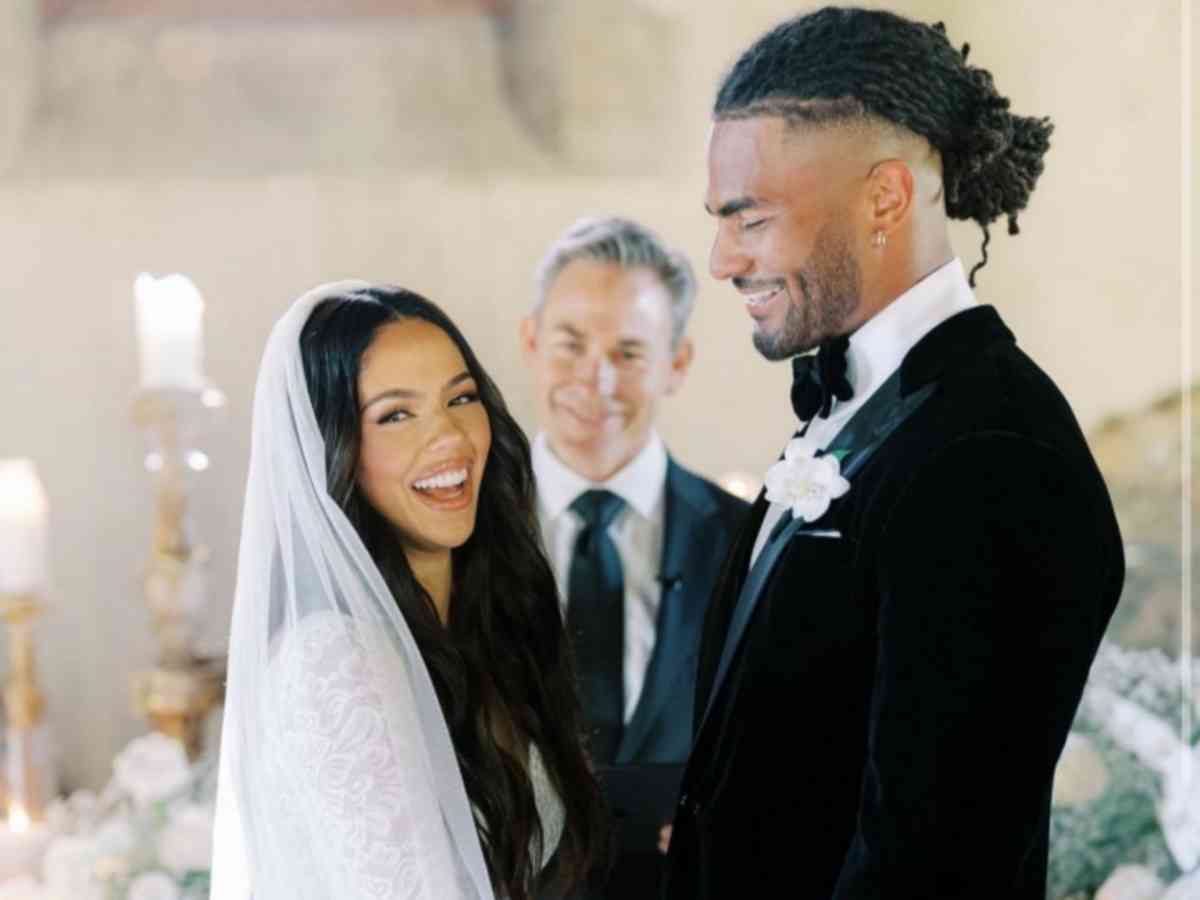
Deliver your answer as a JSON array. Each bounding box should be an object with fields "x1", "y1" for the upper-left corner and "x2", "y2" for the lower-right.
[{"x1": 355, "y1": 319, "x2": 492, "y2": 555}]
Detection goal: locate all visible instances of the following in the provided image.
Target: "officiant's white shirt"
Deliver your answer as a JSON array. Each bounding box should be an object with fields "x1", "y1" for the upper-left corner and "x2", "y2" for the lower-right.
[
  {"x1": 750, "y1": 257, "x2": 977, "y2": 567},
  {"x1": 533, "y1": 431, "x2": 668, "y2": 724}
]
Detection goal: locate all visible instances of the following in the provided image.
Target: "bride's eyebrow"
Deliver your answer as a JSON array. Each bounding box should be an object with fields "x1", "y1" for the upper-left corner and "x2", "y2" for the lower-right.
[
  {"x1": 360, "y1": 371, "x2": 473, "y2": 413},
  {"x1": 360, "y1": 387, "x2": 418, "y2": 413}
]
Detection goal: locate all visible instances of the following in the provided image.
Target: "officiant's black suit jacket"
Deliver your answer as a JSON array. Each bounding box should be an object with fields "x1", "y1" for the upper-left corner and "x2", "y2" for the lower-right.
[
  {"x1": 662, "y1": 306, "x2": 1123, "y2": 900},
  {"x1": 609, "y1": 457, "x2": 750, "y2": 766}
]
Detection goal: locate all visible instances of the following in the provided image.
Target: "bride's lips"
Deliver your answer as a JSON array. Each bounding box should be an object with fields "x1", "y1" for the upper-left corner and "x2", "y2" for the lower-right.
[{"x1": 409, "y1": 458, "x2": 475, "y2": 512}]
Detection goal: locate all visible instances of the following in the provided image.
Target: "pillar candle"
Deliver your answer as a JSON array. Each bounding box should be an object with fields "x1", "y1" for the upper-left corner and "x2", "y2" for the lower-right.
[
  {"x1": 0, "y1": 460, "x2": 48, "y2": 596},
  {"x1": 134, "y1": 272, "x2": 206, "y2": 390}
]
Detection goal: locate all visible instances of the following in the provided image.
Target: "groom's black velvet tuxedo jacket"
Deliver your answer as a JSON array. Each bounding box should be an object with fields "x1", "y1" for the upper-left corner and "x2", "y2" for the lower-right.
[{"x1": 662, "y1": 307, "x2": 1124, "y2": 900}]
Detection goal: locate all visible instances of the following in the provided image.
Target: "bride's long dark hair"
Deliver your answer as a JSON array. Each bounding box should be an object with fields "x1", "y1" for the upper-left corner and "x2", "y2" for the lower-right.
[{"x1": 299, "y1": 285, "x2": 607, "y2": 899}]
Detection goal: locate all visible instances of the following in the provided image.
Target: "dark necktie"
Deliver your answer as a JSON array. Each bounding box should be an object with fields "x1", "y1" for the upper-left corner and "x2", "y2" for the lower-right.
[
  {"x1": 566, "y1": 489, "x2": 626, "y2": 765},
  {"x1": 790, "y1": 334, "x2": 854, "y2": 422}
]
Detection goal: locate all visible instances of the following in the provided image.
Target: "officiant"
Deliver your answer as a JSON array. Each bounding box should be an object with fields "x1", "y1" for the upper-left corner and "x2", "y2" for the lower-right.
[{"x1": 519, "y1": 217, "x2": 748, "y2": 898}]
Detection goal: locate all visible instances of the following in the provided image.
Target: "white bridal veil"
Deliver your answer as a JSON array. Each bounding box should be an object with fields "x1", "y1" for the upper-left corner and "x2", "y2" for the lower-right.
[{"x1": 210, "y1": 282, "x2": 495, "y2": 900}]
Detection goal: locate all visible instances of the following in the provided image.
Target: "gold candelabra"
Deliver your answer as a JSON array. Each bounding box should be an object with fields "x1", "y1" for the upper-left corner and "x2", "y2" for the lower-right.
[
  {"x1": 1, "y1": 592, "x2": 49, "y2": 825},
  {"x1": 131, "y1": 388, "x2": 225, "y2": 761}
]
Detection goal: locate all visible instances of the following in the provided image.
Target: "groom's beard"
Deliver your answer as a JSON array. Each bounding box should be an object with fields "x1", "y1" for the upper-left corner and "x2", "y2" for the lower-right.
[{"x1": 753, "y1": 218, "x2": 862, "y2": 361}]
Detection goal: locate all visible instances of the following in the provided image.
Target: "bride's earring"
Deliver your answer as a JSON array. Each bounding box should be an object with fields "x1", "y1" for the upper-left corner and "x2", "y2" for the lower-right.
[{"x1": 872, "y1": 230, "x2": 888, "y2": 249}]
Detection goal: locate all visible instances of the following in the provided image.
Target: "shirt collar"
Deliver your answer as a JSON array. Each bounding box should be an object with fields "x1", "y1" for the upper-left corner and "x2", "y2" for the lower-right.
[
  {"x1": 844, "y1": 257, "x2": 977, "y2": 401},
  {"x1": 532, "y1": 431, "x2": 668, "y2": 522}
]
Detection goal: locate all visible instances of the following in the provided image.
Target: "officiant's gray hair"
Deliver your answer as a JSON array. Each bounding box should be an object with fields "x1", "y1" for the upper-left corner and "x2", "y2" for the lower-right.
[{"x1": 533, "y1": 216, "x2": 697, "y2": 347}]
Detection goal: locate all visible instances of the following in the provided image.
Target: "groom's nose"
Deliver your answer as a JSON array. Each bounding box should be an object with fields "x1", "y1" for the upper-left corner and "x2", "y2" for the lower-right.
[{"x1": 709, "y1": 227, "x2": 748, "y2": 281}]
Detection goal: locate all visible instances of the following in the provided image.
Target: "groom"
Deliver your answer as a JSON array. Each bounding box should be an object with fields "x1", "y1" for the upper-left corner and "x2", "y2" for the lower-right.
[{"x1": 663, "y1": 8, "x2": 1124, "y2": 899}]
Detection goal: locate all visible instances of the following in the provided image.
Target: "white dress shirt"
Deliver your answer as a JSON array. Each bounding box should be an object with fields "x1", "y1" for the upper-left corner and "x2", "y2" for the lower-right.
[
  {"x1": 750, "y1": 257, "x2": 978, "y2": 567},
  {"x1": 533, "y1": 432, "x2": 669, "y2": 724}
]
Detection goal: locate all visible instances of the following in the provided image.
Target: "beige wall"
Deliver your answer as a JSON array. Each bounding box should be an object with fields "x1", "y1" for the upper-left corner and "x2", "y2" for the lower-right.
[{"x1": 0, "y1": 0, "x2": 1191, "y2": 790}]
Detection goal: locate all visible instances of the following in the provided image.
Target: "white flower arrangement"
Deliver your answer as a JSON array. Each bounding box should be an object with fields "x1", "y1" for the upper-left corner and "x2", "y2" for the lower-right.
[
  {"x1": 126, "y1": 872, "x2": 181, "y2": 900},
  {"x1": 0, "y1": 733, "x2": 215, "y2": 900},
  {"x1": 762, "y1": 436, "x2": 850, "y2": 523},
  {"x1": 0, "y1": 875, "x2": 44, "y2": 900},
  {"x1": 111, "y1": 735, "x2": 192, "y2": 811},
  {"x1": 154, "y1": 806, "x2": 213, "y2": 879},
  {"x1": 1050, "y1": 642, "x2": 1200, "y2": 899}
]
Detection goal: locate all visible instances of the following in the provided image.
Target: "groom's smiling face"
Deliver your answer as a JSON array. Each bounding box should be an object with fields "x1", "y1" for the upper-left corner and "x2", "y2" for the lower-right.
[{"x1": 705, "y1": 116, "x2": 867, "y2": 359}]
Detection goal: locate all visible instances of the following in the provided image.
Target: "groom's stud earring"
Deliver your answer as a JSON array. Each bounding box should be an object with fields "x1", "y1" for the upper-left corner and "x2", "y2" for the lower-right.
[{"x1": 872, "y1": 230, "x2": 888, "y2": 249}]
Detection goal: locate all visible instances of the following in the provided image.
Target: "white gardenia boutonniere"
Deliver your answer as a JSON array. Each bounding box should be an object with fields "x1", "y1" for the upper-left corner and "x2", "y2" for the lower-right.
[{"x1": 763, "y1": 436, "x2": 851, "y2": 523}]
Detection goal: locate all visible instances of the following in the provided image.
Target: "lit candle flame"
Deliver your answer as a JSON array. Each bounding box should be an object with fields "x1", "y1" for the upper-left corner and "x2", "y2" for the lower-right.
[{"x1": 7, "y1": 803, "x2": 30, "y2": 832}]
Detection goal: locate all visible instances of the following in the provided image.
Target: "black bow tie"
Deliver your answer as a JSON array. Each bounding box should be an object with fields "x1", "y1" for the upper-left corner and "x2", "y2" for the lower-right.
[{"x1": 790, "y1": 335, "x2": 854, "y2": 422}]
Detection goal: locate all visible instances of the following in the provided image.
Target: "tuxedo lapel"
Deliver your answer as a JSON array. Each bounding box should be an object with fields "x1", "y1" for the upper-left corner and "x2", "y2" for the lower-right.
[
  {"x1": 695, "y1": 512, "x2": 812, "y2": 735},
  {"x1": 693, "y1": 488, "x2": 769, "y2": 711},
  {"x1": 615, "y1": 462, "x2": 719, "y2": 762},
  {"x1": 829, "y1": 378, "x2": 937, "y2": 480},
  {"x1": 696, "y1": 364, "x2": 940, "y2": 736}
]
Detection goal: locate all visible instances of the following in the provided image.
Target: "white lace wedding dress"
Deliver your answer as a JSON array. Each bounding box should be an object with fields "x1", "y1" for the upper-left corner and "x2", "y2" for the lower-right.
[
  {"x1": 250, "y1": 610, "x2": 564, "y2": 899},
  {"x1": 211, "y1": 282, "x2": 562, "y2": 900}
]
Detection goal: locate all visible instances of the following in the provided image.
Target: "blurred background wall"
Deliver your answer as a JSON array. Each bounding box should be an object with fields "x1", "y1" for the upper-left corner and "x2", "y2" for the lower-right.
[{"x1": 0, "y1": 0, "x2": 1193, "y2": 791}]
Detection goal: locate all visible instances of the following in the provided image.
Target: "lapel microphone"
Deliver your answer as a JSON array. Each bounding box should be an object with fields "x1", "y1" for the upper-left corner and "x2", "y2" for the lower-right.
[{"x1": 657, "y1": 574, "x2": 682, "y2": 592}]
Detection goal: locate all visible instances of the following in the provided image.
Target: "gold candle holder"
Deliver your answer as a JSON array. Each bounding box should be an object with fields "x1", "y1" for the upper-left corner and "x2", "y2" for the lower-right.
[
  {"x1": 131, "y1": 387, "x2": 226, "y2": 760},
  {"x1": 131, "y1": 664, "x2": 224, "y2": 762},
  {"x1": 1, "y1": 592, "x2": 49, "y2": 825}
]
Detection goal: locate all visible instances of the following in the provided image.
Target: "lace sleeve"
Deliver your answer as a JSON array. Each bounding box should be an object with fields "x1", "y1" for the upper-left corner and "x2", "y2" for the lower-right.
[{"x1": 271, "y1": 611, "x2": 473, "y2": 900}]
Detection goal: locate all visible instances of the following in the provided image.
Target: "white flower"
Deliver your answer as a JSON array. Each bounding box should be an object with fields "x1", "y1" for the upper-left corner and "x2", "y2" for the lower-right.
[
  {"x1": 1161, "y1": 868, "x2": 1200, "y2": 900},
  {"x1": 92, "y1": 853, "x2": 131, "y2": 883},
  {"x1": 44, "y1": 788, "x2": 103, "y2": 837},
  {"x1": 0, "y1": 875, "x2": 47, "y2": 900},
  {"x1": 67, "y1": 790, "x2": 99, "y2": 826},
  {"x1": 92, "y1": 818, "x2": 136, "y2": 858},
  {"x1": 42, "y1": 803, "x2": 73, "y2": 837},
  {"x1": 156, "y1": 803, "x2": 214, "y2": 876},
  {"x1": 112, "y1": 734, "x2": 191, "y2": 809},
  {"x1": 1097, "y1": 865, "x2": 1165, "y2": 900},
  {"x1": 1052, "y1": 733, "x2": 1110, "y2": 808},
  {"x1": 41, "y1": 836, "x2": 103, "y2": 900},
  {"x1": 81, "y1": 814, "x2": 137, "y2": 884},
  {"x1": 127, "y1": 871, "x2": 181, "y2": 900},
  {"x1": 763, "y1": 437, "x2": 851, "y2": 523}
]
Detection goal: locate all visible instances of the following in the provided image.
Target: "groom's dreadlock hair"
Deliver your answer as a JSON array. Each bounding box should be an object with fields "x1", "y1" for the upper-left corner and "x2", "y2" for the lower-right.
[{"x1": 714, "y1": 6, "x2": 1053, "y2": 286}]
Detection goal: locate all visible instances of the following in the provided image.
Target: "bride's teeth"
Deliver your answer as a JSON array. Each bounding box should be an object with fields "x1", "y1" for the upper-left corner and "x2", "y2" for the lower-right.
[{"x1": 414, "y1": 468, "x2": 468, "y2": 491}]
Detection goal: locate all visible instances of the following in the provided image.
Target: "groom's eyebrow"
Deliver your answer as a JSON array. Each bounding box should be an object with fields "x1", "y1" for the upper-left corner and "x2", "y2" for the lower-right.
[{"x1": 705, "y1": 196, "x2": 761, "y2": 218}]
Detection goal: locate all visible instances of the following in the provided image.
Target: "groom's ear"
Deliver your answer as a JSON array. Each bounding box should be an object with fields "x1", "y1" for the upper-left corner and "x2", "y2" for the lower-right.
[
  {"x1": 518, "y1": 315, "x2": 539, "y2": 362},
  {"x1": 865, "y1": 158, "x2": 915, "y2": 234}
]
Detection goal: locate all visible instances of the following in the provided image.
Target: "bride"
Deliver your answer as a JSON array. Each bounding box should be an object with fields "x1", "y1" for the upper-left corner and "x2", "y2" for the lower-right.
[{"x1": 211, "y1": 282, "x2": 608, "y2": 900}]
